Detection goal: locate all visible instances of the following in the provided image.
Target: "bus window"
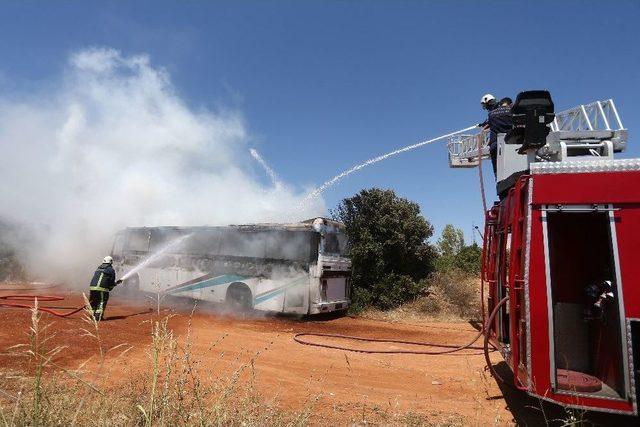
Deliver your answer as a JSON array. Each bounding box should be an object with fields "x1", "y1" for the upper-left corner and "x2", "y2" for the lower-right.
[
  {"x1": 126, "y1": 229, "x2": 150, "y2": 253},
  {"x1": 320, "y1": 229, "x2": 349, "y2": 256},
  {"x1": 219, "y1": 230, "x2": 267, "y2": 258},
  {"x1": 149, "y1": 228, "x2": 186, "y2": 252},
  {"x1": 265, "y1": 231, "x2": 311, "y2": 262},
  {"x1": 188, "y1": 229, "x2": 224, "y2": 256},
  {"x1": 337, "y1": 232, "x2": 350, "y2": 256}
]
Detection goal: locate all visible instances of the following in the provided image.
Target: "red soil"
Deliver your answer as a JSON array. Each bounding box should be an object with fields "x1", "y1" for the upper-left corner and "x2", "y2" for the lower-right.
[{"x1": 0, "y1": 286, "x2": 636, "y2": 425}]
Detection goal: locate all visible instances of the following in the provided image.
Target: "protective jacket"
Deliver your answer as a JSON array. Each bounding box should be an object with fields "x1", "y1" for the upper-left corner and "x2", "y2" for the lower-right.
[
  {"x1": 90, "y1": 263, "x2": 117, "y2": 292},
  {"x1": 480, "y1": 104, "x2": 513, "y2": 148}
]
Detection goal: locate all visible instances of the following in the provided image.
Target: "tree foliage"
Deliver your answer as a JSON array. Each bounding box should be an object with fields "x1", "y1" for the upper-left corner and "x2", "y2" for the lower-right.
[
  {"x1": 435, "y1": 224, "x2": 481, "y2": 275},
  {"x1": 0, "y1": 220, "x2": 26, "y2": 281},
  {"x1": 437, "y1": 224, "x2": 464, "y2": 258},
  {"x1": 332, "y1": 188, "x2": 437, "y2": 310}
]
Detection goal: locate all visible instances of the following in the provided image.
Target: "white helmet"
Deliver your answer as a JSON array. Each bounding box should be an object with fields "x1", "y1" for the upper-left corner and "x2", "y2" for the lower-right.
[
  {"x1": 480, "y1": 93, "x2": 496, "y2": 106},
  {"x1": 103, "y1": 256, "x2": 113, "y2": 264}
]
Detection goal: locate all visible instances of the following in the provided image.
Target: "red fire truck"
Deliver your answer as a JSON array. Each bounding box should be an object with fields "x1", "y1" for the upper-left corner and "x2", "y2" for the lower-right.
[{"x1": 449, "y1": 91, "x2": 639, "y2": 415}]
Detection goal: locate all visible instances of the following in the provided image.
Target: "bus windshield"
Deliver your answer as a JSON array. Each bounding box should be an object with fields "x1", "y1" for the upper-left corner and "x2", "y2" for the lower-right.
[{"x1": 320, "y1": 229, "x2": 349, "y2": 256}]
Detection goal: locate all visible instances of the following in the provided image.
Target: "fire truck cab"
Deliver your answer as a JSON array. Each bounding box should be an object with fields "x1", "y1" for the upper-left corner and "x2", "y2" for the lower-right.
[{"x1": 452, "y1": 91, "x2": 639, "y2": 415}]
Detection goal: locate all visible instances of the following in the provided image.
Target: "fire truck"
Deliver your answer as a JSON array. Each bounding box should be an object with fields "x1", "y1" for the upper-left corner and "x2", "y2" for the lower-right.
[{"x1": 448, "y1": 91, "x2": 639, "y2": 415}]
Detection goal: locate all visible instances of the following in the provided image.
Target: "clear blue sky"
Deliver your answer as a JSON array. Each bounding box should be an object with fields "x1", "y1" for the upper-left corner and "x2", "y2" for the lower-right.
[{"x1": 1, "y1": 1, "x2": 638, "y2": 243}]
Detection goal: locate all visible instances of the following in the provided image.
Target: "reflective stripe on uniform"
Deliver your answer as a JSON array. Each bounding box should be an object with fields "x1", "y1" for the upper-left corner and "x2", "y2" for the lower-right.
[
  {"x1": 90, "y1": 286, "x2": 110, "y2": 292},
  {"x1": 96, "y1": 272, "x2": 104, "y2": 287},
  {"x1": 95, "y1": 292, "x2": 105, "y2": 315}
]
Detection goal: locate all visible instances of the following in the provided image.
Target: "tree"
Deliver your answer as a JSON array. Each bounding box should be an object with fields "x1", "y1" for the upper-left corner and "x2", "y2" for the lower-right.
[
  {"x1": 332, "y1": 188, "x2": 437, "y2": 310},
  {"x1": 0, "y1": 220, "x2": 26, "y2": 281},
  {"x1": 455, "y1": 242, "x2": 482, "y2": 275},
  {"x1": 437, "y1": 224, "x2": 465, "y2": 258},
  {"x1": 435, "y1": 224, "x2": 481, "y2": 274}
]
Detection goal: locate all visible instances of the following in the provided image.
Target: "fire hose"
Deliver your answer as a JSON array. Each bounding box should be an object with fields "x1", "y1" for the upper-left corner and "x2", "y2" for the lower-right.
[
  {"x1": 294, "y1": 297, "x2": 510, "y2": 380},
  {"x1": 0, "y1": 295, "x2": 85, "y2": 317},
  {"x1": 293, "y1": 330, "x2": 486, "y2": 355}
]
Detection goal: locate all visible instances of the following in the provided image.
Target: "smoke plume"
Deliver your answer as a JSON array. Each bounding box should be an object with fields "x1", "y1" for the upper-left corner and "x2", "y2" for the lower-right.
[{"x1": 0, "y1": 47, "x2": 323, "y2": 284}]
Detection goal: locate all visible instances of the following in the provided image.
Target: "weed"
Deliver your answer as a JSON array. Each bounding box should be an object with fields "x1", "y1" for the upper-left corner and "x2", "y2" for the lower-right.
[{"x1": 0, "y1": 307, "x2": 317, "y2": 427}]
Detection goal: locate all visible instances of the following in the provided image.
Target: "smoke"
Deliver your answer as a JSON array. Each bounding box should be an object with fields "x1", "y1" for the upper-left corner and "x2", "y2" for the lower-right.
[{"x1": 0, "y1": 47, "x2": 324, "y2": 284}]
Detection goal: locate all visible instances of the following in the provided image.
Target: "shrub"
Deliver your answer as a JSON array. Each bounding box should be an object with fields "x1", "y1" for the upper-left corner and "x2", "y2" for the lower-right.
[
  {"x1": 332, "y1": 188, "x2": 437, "y2": 311},
  {"x1": 0, "y1": 245, "x2": 26, "y2": 281},
  {"x1": 417, "y1": 270, "x2": 480, "y2": 319},
  {"x1": 434, "y1": 225, "x2": 481, "y2": 275}
]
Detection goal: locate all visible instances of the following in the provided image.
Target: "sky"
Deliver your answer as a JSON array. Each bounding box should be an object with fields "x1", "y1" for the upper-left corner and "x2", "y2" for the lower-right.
[{"x1": 1, "y1": 0, "x2": 639, "y2": 244}]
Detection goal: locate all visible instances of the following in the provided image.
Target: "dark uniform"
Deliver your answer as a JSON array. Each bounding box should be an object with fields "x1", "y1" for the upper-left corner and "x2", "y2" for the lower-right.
[
  {"x1": 480, "y1": 104, "x2": 513, "y2": 177},
  {"x1": 89, "y1": 263, "x2": 118, "y2": 321}
]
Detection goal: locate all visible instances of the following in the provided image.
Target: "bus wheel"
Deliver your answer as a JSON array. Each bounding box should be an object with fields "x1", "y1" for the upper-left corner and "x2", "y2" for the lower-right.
[{"x1": 226, "y1": 284, "x2": 253, "y2": 311}]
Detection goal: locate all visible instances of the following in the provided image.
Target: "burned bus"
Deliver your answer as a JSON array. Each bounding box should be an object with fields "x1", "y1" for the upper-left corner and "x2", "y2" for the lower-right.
[{"x1": 110, "y1": 218, "x2": 351, "y2": 315}]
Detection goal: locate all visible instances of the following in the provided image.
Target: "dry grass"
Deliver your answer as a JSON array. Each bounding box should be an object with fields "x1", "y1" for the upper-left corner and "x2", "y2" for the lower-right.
[
  {"x1": 0, "y1": 301, "x2": 318, "y2": 427},
  {"x1": 361, "y1": 270, "x2": 481, "y2": 323},
  {"x1": 347, "y1": 403, "x2": 466, "y2": 427},
  {"x1": 0, "y1": 299, "x2": 465, "y2": 426}
]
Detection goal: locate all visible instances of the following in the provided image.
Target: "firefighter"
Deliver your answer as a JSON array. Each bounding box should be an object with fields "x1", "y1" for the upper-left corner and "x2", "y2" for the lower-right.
[
  {"x1": 499, "y1": 97, "x2": 513, "y2": 107},
  {"x1": 478, "y1": 93, "x2": 513, "y2": 177},
  {"x1": 89, "y1": 256, "x2": 122, "y2": 321}
]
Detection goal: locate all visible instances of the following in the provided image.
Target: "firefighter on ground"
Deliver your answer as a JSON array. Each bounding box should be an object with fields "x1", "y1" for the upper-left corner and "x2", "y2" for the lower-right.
[
  {"x1": 478, "y1": 94, "x2": 513, "y2": 177},
  {"x1": 89, "y1": 256, "x2": 122, "y2": 321}
]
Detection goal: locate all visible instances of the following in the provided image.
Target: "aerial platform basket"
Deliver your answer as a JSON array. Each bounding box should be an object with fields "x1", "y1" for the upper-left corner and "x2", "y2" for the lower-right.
[{"x1": 447, "y1": 132, "x2": 489, "y2": 168}]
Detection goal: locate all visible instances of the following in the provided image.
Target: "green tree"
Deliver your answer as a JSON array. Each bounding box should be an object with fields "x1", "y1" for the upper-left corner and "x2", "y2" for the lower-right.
[
  {"x1": 332, "y1": 188, "x2": 437, "y2": 311},
  {"x1": 435, "y1": 224, "x2": 481, "y2": 274},
  {"x1": 437, "y1": 224, "x2": 464, "y2": 258},
  {"x1": 455, "y1": 242, "x2": 482, "y2": 275}
]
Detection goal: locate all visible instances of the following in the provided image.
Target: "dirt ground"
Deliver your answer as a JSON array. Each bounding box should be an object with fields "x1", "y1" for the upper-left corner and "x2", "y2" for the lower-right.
[{"x1": 0, "y1": 287, "x2": 637, "y2": 426}]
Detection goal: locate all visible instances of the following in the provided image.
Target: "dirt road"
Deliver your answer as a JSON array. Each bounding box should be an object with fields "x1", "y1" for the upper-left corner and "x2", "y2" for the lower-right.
[{"x1": 0, "y1": 288, "x2": 636, "y2": 425}]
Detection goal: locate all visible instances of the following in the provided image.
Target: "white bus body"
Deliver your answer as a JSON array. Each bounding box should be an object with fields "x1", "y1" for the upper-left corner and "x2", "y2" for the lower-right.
[{"x1": 110, "y1": 218, "x2": 351, "y2": 315}]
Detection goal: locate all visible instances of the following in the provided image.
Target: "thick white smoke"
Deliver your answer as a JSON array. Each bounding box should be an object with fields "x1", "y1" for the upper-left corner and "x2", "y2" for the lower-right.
[{"x1": 0, "y1": 47, "x2": 323, "y2": 284}]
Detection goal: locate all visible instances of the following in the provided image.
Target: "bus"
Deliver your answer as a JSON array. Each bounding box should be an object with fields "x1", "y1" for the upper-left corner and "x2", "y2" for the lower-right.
[{"x1": 109, "y1": 218, "x2": 351, "y2": 315}]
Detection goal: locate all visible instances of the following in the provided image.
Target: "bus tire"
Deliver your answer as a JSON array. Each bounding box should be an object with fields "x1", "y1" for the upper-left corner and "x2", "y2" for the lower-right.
[{"x1": 225, "y1": 283, "x2": 253, "y2": 311}]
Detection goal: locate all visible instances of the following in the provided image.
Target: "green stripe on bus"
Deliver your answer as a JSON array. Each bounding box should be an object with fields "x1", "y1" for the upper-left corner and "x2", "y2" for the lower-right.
[
  {"x1": 166, "y1": 275, "x2": 248, "y2": 294},
  {"x1": 254, "y1": 276, "x2": 307, "y2": 304}
]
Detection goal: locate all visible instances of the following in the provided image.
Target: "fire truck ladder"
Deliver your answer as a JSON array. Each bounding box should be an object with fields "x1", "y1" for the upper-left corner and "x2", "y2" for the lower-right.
[
  {"x1": 447, "y1": 99, "x2": 626, "y2": 168},
  {"x1": 550, "y1": 99, "x2": 623, "y2": 132}
]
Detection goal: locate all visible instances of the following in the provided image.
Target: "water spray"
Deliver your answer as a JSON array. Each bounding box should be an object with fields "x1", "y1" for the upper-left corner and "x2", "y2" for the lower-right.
[
  {"x1": 120, "y1": 234, "x2": 193, "y2": 282},
  {"x1": 250, "y1": 148, "x2": 282, "y2": 188},
  {"x1": 297, "y1": 124, "x2": 478, "y2": 208}
]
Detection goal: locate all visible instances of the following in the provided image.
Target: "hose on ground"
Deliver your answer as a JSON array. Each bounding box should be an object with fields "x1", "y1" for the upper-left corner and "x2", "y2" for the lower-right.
[
  {"x1": 294, "y1": 323, "x2": 489, "y2": 355},
  {"x1": 0, "y1": 295, "x2": 85, "y2": 318},
  {"x1": 293, "y1": 297, "x2": 510, "y2": 375},
  {"x1": 293, "y1": 332, "x2": 486, "y2": 355}
]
